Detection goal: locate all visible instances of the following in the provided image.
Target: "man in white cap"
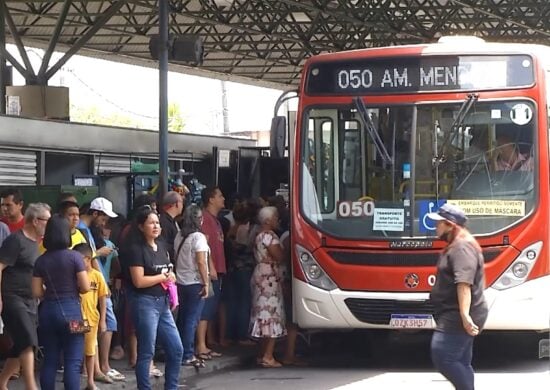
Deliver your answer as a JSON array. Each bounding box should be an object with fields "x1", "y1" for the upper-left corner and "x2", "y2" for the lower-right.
[
  {"x1": 78, "y1": 198, "x2": 125, "y2": 382},
  {"x1": 426, "y1": 203, "x2": 487, "y2": 390}
]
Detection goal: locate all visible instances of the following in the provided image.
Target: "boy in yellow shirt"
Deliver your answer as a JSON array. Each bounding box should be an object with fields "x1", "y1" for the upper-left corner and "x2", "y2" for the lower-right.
[
  {"x1": 59, "y1": 200, "x2": 88, "y2": 248},
  {"x1": 73, "y1": 243, "x2": 108, "y2": 390}
]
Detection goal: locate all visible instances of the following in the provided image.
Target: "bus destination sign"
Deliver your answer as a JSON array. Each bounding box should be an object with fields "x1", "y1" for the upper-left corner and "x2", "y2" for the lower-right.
[{"x1": 305, "y1": 55, "x2": 534, "y2": 95}]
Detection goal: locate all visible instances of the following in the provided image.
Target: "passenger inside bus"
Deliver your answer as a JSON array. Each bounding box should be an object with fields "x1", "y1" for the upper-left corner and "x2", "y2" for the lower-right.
[{"x1": 494, "y1": 125, "x2": 533, "y2": 171}]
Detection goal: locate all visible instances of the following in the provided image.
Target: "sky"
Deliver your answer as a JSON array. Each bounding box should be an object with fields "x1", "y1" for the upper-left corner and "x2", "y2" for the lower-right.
[{"x1": 6, "y1": 44, "x2": 284, "y2": 134}]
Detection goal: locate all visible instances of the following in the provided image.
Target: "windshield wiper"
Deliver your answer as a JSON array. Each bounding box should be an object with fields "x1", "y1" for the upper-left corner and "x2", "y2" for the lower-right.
[
  {"x1": 353, "y1": 97, "x2": 393, "y2": 165},
  {"x1": 432, "y1": 93, "x2": 479, "y2": 167}
]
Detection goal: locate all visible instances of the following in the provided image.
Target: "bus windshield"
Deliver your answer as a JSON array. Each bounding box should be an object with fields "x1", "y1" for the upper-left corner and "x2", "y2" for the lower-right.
[{"x1": 300, "y1": 99, "x2": 536, "y2": 239}]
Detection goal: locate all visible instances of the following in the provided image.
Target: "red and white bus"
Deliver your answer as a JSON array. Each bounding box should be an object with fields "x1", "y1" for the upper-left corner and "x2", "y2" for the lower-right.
[{"x1": 288, "y1": 36, "x2": 550, "y2": 331}]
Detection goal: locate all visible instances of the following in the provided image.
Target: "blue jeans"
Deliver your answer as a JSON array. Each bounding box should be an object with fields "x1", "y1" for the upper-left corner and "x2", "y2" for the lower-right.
[
  {"x1": 225, "y1": 269, "x2": 253, "y2": 341},
  {"x1": 131, "y1": 293, "x2": 183, "y2": 390},
  {"x1": 431, "y1": 330, "x2": 475, "y2": 390},
  {"x1": 176, "y1": 284, "x2": 205, "y2": 361},
  {"x1": 38, "y1": 298, "x2": 84, "y2": 390}
]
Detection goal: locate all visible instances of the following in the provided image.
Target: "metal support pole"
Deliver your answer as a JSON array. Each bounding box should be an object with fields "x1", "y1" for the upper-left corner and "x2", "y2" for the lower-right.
[
  {"x1": 0, "y1": 1, "x2": 6, "y2": 114},
  {"x1": 158, "y1": 0, "x2": 169, "y2": 198},
  {"x1": 221, "y1": 80, "x2": 229, "y2": 133},
  {"x1": 212, "y1": 146, "x2": 219, "y2": 186}
]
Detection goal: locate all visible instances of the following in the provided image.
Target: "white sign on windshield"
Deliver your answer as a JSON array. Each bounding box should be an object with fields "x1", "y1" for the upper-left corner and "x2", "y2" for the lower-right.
[{"x1": 373, "y1": 208, "x2": 404, "y2": 231}]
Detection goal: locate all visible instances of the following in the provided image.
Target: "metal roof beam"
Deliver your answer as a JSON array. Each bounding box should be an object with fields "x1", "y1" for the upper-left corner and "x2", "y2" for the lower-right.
[
  {"x1": 0, "y1": 44, "x2": 30, "y2": 80},
  {"x1": 44, "y1": 0, "x2": 126, "y2": 81},
  {"x1": 449, "y1": 0, "x2": 550, "y2": 38},
  {"x1": 4, "y1": 5, "x2": 35, "y2": 80},
  {"x1": 137, "y1": 1, "x2": 336, "y2": 51},
  {"x1": 37, "y1": 0, "x2": 72, "y2": 82},
  {"x1": 7, "y1": 6, "x2": 146, "y2": 45},
  {"x1": 276, "y1": 0, "x2": 425, "y2": 40}
]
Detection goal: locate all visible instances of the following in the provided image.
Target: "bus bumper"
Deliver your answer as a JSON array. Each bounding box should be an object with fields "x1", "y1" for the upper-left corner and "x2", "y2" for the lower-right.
[
  {"x1": 293, "y1": 276, "x2": 550, "y2": 331},
  {"x1": 484, "y1": 275, "x2": 550, "y2": 331},
  {"x1": 292, "y1": 278, "x2": 431, "y2": 329}
]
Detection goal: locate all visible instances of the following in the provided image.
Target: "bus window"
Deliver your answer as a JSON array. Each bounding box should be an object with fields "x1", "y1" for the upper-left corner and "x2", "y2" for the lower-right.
[
  {"x1": 301, "y1": 100, "x2": 536, "y2": 239},
  {"x1": 341, "y1": 121, "x2": 361, "y2": 197},
  {"x1": 304, "y1": 112, "x2": 335, "y2": 214},
  {"x1": 415, "y1": 100, "x2": 536, "y2": 236},
  {"x1": 302, "y1": 105, "x2": 413, "y2": 238}
]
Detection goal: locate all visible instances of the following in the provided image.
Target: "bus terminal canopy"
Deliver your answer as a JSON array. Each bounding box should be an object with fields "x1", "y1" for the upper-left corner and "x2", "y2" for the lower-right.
[{"x1": 3, "y1": 0, "x2": 550, "y2": 90}]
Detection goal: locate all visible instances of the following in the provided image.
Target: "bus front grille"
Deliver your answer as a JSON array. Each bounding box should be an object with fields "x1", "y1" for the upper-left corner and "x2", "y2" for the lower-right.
[
  {"x1": 329, "y1": 248, "x2": 502, "y2": 266},
  {"x1": 344, "y1": 298, "x2": 434, "y2": 325}
]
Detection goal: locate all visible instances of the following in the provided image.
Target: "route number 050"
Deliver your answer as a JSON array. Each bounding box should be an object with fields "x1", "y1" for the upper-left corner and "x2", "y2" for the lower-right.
[{"x1": 337, "y1": 200, "x2": 375, "y2": 218}]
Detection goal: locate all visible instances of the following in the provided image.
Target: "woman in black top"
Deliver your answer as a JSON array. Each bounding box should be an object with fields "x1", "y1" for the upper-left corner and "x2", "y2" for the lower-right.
[
  {"x1": 427, "y1": 203, "x2": 488, "y2": 390},
  {"x1": 127, "y1": 207, "x2": 183, "y2": 390},
  {"x1": 32, "y1": 215, "x2": 90, "y2": 390}
]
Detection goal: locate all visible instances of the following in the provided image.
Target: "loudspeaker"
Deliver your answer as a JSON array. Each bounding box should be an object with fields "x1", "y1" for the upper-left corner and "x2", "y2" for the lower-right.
[
  {"x1": 148, "y1": 34, "x2": 164, "y2": 61},
  {"x1": 149, "y1": 35, "x2": 203, "y2": 65},
  {"x1": 172, "y1": 35, "x2": 203, "y2": 65}
]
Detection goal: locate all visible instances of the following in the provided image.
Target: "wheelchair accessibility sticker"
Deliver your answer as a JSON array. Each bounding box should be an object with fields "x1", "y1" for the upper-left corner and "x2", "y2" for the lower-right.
[{"x1": 418, "y1": 200, "x2": 446, "y2": 233}]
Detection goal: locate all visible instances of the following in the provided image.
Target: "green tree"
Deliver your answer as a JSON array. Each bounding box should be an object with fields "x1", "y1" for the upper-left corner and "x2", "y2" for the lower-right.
[
  {"x1": 168, "y1": 102, "x2": 185, "y2": 132},
  {"x1": 70, "y1": 105, "x2": 146, "y2": 128}
]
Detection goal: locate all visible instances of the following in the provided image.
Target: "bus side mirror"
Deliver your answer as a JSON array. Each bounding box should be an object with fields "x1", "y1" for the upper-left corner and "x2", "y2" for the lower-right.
[{"x1": 270, "y1": 116, "x2": 286, "y2": 158}]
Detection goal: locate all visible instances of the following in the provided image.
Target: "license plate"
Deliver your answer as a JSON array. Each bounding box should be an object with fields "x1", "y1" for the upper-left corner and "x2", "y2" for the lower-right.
[{"x1": 389, "y1": 314, "x2": 434, "y2": 329}]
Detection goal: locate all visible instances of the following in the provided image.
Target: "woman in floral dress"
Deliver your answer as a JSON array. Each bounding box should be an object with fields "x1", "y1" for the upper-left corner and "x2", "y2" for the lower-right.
[{"x1": 249, "y1": 206, "x2": 286, "y2": 368}]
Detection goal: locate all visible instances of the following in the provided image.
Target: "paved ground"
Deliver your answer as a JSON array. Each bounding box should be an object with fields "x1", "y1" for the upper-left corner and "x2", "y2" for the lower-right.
[
  {"x1": 3, "y1": 331, "x2": 549, "y2": 389},
  {"x1": 184, "y1": 331, "x2": 550, "y2": 390}
]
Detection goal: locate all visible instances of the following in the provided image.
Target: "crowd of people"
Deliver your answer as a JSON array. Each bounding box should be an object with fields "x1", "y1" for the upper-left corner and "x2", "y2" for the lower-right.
[{"x1": 0, "y1": 185, "x2": 301, "y2": 390}]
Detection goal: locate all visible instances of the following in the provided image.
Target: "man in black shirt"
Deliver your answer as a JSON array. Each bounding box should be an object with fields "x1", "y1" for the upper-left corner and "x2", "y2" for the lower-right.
[
  {"x1": 159, "y1": 191, "x2": 184, "y2": 263},
  {"x1": 0, "y1": 203, "x2": 51, "y2": 390},
  {"x1": 427, "y1": 203, "x2": 488, "y2": 390}
]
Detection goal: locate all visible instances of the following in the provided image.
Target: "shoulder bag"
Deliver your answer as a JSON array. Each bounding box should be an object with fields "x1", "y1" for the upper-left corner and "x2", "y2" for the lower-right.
[{"x1": 44, "y1": 263, "x2": 90, "y2": 334}]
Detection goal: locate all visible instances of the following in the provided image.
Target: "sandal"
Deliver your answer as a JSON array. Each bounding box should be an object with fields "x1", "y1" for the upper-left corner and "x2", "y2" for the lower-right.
[
  {"x1": 9, "y1": 371, "x2": 19, "y2": 380},
  {"x1": 258, "y1": 359, "x2": 282, "y2": 368},
  {"x1": 184, "y1": 358, "x2": 206, "y2": 371},
  {"x1": 94, "y1": 373, "x2": 114, "y2": 384},
  {"x1": 106, "y1": 368, "x2": 126, "y2": 381},
  {"x1": 197, "y1": 352, "x2": 212, "y2": 361},
  {"x1": 207, "y1": 350, "x2": 222, "y2": 358},
  {"x1": 149, "y1": 367, "x2": 164, "y2": 378}
]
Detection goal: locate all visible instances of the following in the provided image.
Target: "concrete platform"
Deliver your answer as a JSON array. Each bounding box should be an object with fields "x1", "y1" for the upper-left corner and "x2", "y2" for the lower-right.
[{"x1": 4, "y1": 344, "x2": 257, "y2": 389}]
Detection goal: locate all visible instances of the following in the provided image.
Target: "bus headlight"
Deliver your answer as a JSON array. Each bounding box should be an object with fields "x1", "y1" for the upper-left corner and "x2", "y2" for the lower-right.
[
  {"x1": 306, "y1": 264, "x2": 322, "y2": 279},
  {"x1": 512, "y1": 262, "x2": 529, "y2": 278},
  {"x1": 296, "y1": 245, "x2": 337, "y2": 291},
  {"x1": 492, "y1": 241, "x2": 542, "y2": 290}
]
